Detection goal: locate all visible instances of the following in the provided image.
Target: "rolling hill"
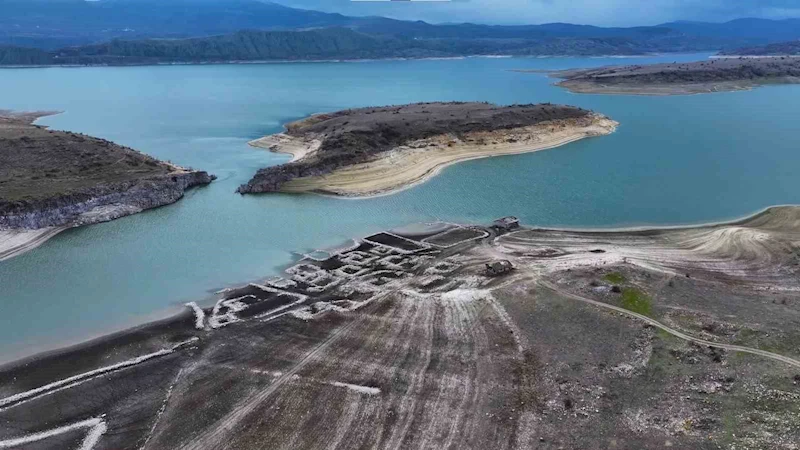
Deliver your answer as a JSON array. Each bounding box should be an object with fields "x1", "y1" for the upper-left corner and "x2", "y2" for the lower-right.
[{"x1": 3, "y1": 0, "x2": 800, "y2": 64}]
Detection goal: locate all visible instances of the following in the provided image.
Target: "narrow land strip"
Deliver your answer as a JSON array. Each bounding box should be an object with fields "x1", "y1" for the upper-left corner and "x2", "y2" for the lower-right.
[{"x1": 527, "y1": 56, "x2": 800, "y2": 95}]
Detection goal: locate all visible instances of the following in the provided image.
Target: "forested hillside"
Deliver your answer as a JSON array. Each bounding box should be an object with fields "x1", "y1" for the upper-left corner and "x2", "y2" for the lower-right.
[
  {"x1": 0, "y1": 28, "x2": 694, "y2": 66},
  {"x1": 3, "y1": 0, "x2": 800, "y2": 65}
]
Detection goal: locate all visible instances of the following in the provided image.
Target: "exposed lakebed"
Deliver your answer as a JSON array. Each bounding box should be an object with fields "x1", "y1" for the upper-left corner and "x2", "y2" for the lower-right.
[{"x1": 2, "y1": 53, "x2": 800, "y2": 362}]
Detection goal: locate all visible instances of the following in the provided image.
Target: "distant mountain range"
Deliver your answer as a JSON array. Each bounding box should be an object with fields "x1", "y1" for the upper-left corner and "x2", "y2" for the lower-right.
[
  {"x1": 2, "y1": 0, "x2": 800, "y2": 66},
  {"x1": 0, "y1": 28, "x2": 666, "y2": 66},
  {"x1": 0, "y1": 0, "x2": 351, "y2": 47}
]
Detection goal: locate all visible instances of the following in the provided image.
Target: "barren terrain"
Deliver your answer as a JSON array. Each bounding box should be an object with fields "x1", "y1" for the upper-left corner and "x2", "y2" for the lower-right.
[
  {"x1": 533, "y1": 57, "x2": 800, "y2": 95},
  {"x1": 2, "y1": 206, "x2": 800, "y2": 449},
  {"x1": 239, "y1": 102, "x2": 617, "y2": 196},
  {"x1": 0, "y1": 110, "x2": 214, "y2": 260}
]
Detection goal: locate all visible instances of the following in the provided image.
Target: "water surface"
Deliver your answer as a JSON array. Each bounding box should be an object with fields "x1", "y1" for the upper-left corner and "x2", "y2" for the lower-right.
[{"x1": 2, "y1": 54, "x2": 800, "y2": 361}]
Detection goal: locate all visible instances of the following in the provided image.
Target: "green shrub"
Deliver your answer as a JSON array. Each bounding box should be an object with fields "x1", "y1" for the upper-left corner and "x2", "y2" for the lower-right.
[
  {"x1": 620, "y1": 287, "x2": 652, "y2": 316},
  {"x1": 603, "y1": 272, "x2": 625, "y2": 284}
]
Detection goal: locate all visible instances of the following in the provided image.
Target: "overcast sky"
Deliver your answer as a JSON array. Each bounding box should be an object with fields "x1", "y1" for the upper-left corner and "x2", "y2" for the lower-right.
[{"x1": 273, "y1": 0, "x2": 800, "y2": 26}]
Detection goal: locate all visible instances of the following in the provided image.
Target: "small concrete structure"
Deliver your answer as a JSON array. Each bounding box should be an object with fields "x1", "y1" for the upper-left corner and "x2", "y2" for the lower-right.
[
  {"x1": 485, "y1": 260, "x2": 514, "y2": 276},
  {"x1": 492, "y1": 216, "x2": 520, "y2": 231}
]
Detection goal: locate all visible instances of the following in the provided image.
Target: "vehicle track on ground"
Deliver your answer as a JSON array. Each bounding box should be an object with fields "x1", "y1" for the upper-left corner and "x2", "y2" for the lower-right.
[
  {"x1": 178, "y1": 293, "x2": 390, "y2": 450},
  {"x1": 539, "y1": 281, "x2": 800, "y2": 369}
]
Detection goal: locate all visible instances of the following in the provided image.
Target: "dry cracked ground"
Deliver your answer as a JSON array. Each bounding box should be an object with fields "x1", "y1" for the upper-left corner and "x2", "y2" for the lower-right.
[{"x1": 2, "y1": 208, "x2": 800, "y2": 449}]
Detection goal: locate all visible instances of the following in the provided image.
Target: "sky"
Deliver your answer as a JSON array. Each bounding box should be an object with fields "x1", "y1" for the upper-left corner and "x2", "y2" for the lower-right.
[{"x1": 273, "y1": 0, "x2": 800, "y2": 26}]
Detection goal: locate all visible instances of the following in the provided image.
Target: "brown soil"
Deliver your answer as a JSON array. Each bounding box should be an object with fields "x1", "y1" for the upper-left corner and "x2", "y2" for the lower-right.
[
  {"x1": 2, "y1": 207, "x2": 799, "y2": 449},
  {"x1": 0, "y1": 111, "x2": 173, "y2": 210}
]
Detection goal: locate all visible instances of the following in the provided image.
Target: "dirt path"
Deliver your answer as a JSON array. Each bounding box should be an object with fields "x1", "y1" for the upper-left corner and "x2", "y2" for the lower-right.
[{"x1": 539, "y1": 281, "x2": 800, "y2": 369}]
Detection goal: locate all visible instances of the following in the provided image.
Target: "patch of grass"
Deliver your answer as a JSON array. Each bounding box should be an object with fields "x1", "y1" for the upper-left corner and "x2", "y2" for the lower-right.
[
  {"x1": 603, "y1": 272, "x2": 625, "y2": 284},
  {"x1": 644, "y1": 340, "x2": 676, "y2": 380},
  {"x1": 620, "y1": 287, "x2": 652, "y2": 316},
  {"x1": 733, "y1": 328, "x2": 800, "y2": 356},
  {"x1": 721, "y1": 410, "x2": 739, "y2": 445}
]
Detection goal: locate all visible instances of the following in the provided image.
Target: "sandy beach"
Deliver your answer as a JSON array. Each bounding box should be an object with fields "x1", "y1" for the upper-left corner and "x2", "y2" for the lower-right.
[
  {"x1": 248, "y1": 133, "x2": 321, "y2": 162},
  {"x1": 250, "y1": 113, "x2": 617, "y2": 197}
]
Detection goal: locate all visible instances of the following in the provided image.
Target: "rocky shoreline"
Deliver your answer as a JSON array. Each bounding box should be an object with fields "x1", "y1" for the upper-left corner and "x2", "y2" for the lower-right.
[
  {"x1": 0, "y1": 110, "x2": 215, "y2": 259},
  {"x1": 237, "y1": 102, "x2": 614, "y2": 196},
  {"x1": 533, "y1": 56, "x2": 800, "y2": 95},
  {"x1": 0, "y1": 170, "x2": 214, "y2": 230}
]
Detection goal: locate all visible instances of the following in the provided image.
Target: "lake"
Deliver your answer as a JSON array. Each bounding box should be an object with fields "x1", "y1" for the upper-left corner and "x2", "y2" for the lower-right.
[{"x1": 2, "y1": 54, "x2": 800, "y2": 362}]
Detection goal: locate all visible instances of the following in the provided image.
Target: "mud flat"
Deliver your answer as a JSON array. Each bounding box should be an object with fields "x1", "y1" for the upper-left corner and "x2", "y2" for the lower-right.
[
  {"x1": 527, "y1": 56, "x2": 800, "y2": 95},
  {"x1": 0, "y1": 110, "x2": 215, "y2": 260},
  {"x1": 238, "y1": 102, "x2": 617, "y2": 196},
  {"x1": 3, "y1": 206, "x2": 800, "y2": 449}
]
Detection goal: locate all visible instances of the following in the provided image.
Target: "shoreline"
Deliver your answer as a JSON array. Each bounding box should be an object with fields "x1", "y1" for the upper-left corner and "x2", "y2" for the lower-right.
[
  {"x1": 0, "y1": 109, "x2": 216, "y2": 261},
  {"x1": 711, "y1": 55, "x2": 800, "y2": 59},
  {"x1": 540, "y1": 57, "x2": 800, "y2": 96},
  {"x1": 0, "y1": 227, "x2": 67, "y2": 261},
  {"x1": 554, "y1": 79, "x2": 791, "y2": 96},
  {"x1": 253, "y1": 113, "x2": 618, "y2": 197},
  {"x1": 2, "y1": 201, "x2": 794, "y2": 368},
  {"x1": 0, "y1": 170, "x2": 214, "y2": 261},
  {"x1": 248, "y1": 133, "x2": 321, "y2": 163},
  {"x1": 3, "y1": 203, "x2": 798, "y2": 447},
  {"x1": 0, "y1": 53, "x2": 664, "y2": 70}
]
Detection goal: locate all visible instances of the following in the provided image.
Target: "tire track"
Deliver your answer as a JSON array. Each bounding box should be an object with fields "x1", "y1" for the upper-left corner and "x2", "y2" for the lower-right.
[
  {"x1": 0, "y1": 338, "x2": 197, "y2": 412},
  {"x1": 384, "y1": 296, "x2": 436, "y2": 450},
  {"x1": 179, "y1": 293, "x2": 389, "y2": 450}
]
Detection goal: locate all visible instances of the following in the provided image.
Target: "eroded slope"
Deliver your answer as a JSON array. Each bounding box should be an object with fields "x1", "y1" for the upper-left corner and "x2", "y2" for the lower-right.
[
  {"x1": 238, "y1": 102, "x2": 616, "y2": 196},
  {"x1": 0, "y1": 110, "x2": 215, "y2": 259}
]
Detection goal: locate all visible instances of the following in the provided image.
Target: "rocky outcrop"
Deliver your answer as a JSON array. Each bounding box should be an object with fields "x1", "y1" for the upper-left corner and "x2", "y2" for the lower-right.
[
  {"x1": 0, "y1": 171, "x2": 214, "y2": 230},
  {"x1": 237, "y1": 163, "x2": 332, "y2": 194}
]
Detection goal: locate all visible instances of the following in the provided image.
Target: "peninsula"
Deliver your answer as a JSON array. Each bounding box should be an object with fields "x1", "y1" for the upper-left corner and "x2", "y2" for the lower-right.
[
  {"x1": 719, "y1": 40, "x2": 800, "y2": 57},
  {"x1": 542, "y1": 56, "x2": 800, "y2": 95},
  {"x1": 0, "y1": 111, "x2": 215, "y2": 261},
  {"x1": 237, "y1": 102, "x2": 618, "y2": 196},
  {"x1": 2, "y1": 206, "x2": 799, "y2": 449}
]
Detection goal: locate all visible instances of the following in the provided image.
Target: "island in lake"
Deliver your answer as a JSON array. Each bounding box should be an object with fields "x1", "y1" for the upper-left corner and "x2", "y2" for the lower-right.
[
  {"x1": 238, "y1": 102, "x2": 618, "y2": 197},
  {"x1": 534, "y1": 56, "x2": 800, "y2": 95},
  {"x1": 0, "y1": 110, "x2": 215, "y2": 261},
  {"x1": 1, "y1": 207, "x2": 799, "y2": 449}
]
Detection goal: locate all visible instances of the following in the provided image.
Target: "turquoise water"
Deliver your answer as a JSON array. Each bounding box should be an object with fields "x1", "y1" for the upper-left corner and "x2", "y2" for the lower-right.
[{"x1": 2, "y1": 54, "x2": 800, "y2": 362}]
